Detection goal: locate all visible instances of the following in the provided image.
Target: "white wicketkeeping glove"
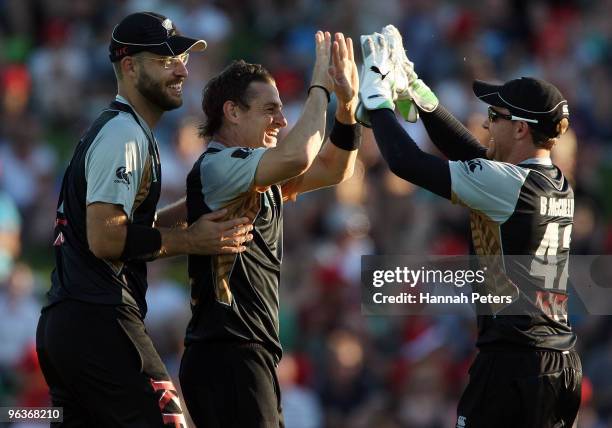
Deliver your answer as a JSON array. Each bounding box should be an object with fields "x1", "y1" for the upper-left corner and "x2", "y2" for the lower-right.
[
  {"x1": 356, "y1": 32, "x2": 402, "y2": 126},
  {"x1": 356, "y1": 25, "x2": 440, "y2": 127}
]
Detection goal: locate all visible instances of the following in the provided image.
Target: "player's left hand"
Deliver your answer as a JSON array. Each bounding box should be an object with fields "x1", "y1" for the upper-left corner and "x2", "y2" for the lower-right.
[{"x1": 329, "y1": 32, "x2": 359, "y2": 123}]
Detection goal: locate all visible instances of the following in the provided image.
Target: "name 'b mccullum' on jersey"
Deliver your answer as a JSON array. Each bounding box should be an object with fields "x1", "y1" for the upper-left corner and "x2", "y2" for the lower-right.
[{"x1": 449, "y1": 157, "x2": 575, "y2": 351}]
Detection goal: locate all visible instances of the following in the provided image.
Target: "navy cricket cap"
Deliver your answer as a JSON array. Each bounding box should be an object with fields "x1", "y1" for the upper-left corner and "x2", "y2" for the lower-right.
[
  {"x1": 109, "y1": 12, "x2": 207, "y2": 62},
  {"x1": 473, "y1": 77, "x2": 569, "y2": 138}
]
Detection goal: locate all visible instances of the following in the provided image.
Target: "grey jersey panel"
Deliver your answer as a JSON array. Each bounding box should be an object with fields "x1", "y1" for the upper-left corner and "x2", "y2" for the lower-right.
[
  {"x1": 200, "y1": 143, "x2": 267, "y2": 210},
  {"x1": 84, "y1": 113, "x2": 150, "y2": 219},
  {"x1": 449, "y1": 158, "x2": 529, "y2": 223}
]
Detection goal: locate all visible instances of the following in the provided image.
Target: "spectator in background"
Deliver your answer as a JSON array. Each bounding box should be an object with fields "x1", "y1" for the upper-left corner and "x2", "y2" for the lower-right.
[
  {"x1": 0, "y1": 116, "x2": 56, "y2": 214},
  {"x1": 0, "y1": 263, "x2": 39, "y2": 370},
  {"x1": 278, "y1": 353, "x2": 323, "y2": 428},
  {"x1": 0, "y1": 185, "x2": 21, "y2": 282},
  {"x1": 160, "y1": 116, "x2": 207, "y2": 205},
  {"x1": 0, "y1": 263, "x2": 40, "y2": 409}
]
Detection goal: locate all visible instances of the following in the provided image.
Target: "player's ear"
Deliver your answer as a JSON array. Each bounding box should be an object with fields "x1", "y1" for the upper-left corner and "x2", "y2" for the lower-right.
[
  {"x1": 121, "y1": 56, "x2": 138, "y2": 80},
  {"x1": 223, "y1": 100, "x2": 241, "y2": 125},
  {"x1": 515, "y1": 121, "x2": 530, "y2": 140}
]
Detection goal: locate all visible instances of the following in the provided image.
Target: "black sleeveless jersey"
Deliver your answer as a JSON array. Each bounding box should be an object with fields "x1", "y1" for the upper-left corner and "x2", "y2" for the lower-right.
[
  {"x1": 448, "y1": 157, "x2": 575, "y2": 351},
  {"x1": 47, "y1": 99, "x2": 161, "y2": 317},
  {"x1": 185, "y1": 142, "x2": 283, "y2": 360}
]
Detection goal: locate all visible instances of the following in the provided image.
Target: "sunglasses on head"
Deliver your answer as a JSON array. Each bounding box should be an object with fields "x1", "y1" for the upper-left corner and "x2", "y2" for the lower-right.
[{"x1": 487, "y1": 106, "x2": 538, "y2": 124}]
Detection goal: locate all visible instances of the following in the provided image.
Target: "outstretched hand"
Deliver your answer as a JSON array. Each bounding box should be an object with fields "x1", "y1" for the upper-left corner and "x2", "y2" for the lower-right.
[
  {"x1": 329, "y1": 33, "x2": 359, "y2": 119},
  {"x1": 311, "y1": 31, "x2": 334, "y2": 93}
]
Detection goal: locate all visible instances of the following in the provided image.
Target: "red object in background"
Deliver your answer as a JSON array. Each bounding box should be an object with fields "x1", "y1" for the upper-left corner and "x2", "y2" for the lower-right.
[
  {"x1": 273, "y1": 68, "x2": 304, "y2": 101},
  {"x1": 430, "y1": 234, "x2": 469, "y2": 256},
  {"x1": 532, "y1": 6, "x2": 578, "y2": 59},
  {"x1": 1, "y1": 64, "x2": 32, "y2": 115},
  {"x1": 603, "y1": 224, "x2": 612, "y2": 253},
  {"x1": 17, "y1": 343, "x2": 51, "y2": 407},
  {"x1": 581, "y1": 375, "x2": 593, "y2": 406},
  {"x1": 315, "y1": 264, "x2": 346, "y2": 293},
  {"x1": 293, "y1": 352, "x2": 314, "y2": 386},
  {"x1": 447, "y1": 11, "x2": 476, "y2": 43},
  {"x1": 1, "y1": 65, "x2": 32, "y2": 94},
  {"x1": 402, "y1": 316, "x2": 434, "y2": 343},
  {"x1": 42, "y1": 18, "x2": 70, "y2": 46}
]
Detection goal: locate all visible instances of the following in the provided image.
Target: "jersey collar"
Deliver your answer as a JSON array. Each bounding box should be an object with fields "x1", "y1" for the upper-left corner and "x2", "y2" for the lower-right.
[
  {"x1": 114, "y1": 95, "x2": 155, "y2": 141},
  {"x1": 207, "y1": 141, "x2": 227, "y2": 151},
  {"x1": 519, "y1": 157, "x2": 552, "y2": 166}
]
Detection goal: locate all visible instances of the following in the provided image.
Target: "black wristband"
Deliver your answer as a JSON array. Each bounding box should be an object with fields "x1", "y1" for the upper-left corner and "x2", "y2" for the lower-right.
[
  {"x1": 308, "y1": 85, "x2": 331, "y2": 103},
  {"x1": 329, "y1": 119, "x2": 362, "y2": 151},
  {"x1": 120, "y1": 224, "x2": 162, "y2": 262}
]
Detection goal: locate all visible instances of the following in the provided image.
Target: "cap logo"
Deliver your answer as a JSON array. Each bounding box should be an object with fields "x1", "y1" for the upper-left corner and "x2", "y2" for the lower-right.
[
  {"x1": 162, "y1": 18, "x2": 173, "y2": 36},
  {"x1": 562, "y1": 104, "x2": 569, "y2": 115}
]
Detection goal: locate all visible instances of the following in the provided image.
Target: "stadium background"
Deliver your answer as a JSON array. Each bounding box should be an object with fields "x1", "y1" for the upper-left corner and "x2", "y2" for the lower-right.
[{"x1": 1, "y1": 0, "x2": 611, "y2": 426}]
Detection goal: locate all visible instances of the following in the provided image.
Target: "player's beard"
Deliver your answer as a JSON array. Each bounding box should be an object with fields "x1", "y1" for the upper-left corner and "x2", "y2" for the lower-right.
[{"x1": 136, "y1": 68, "x2": 183, "y2": 111}]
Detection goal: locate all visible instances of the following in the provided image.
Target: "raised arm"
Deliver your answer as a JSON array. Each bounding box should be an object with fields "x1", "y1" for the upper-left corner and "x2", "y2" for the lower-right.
[
  {"x1": 419, "y1": 104, "x2": 487, "y2": 161},
  {"x1": 370, "y1": 109, "x2": 451, "y2": 199},
  {"x1": 358, "y1": 25, "x2": 487, "y2": 161},
  {"x1": 282, "y1": 32, "x2": 362, "y2": 198},
  {"x1": 357, "y1": 32, "x2": 451, "y2": 199},
  {"x1": 253, "y1": 31, "x2": 333, "y2": 188}
]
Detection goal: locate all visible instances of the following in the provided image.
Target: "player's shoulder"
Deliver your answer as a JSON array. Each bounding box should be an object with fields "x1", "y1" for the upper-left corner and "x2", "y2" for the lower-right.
[
  {"x1": 84, "y1": 110, "x2": 146, "y2": 153},
  {"x1": 453, "y1": 158, "x2": 530, "y2": 180},
  {"x1": 202, "y1": 144, "x2": 264, "y2": 169},
  {"x1": 204, "y1": 144, "x2": 263, "y2": 158},
  {"x1": 86, "y1": 112, "x2": 149, "y2": 167},
  {"x1": 101, "y1": 111, "x2": 147, "y2": 139}
]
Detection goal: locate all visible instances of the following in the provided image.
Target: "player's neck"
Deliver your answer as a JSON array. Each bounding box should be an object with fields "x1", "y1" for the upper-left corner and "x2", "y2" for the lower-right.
[
  {"x1": 506, "y1": 148, "x2": 551, "y2": 165},
  {"x1": 117, "y1": 85, "x2": 163, "y2": 129},
  {"x1": 215, "y1": 127, "x2": 257, "y2": 149}
]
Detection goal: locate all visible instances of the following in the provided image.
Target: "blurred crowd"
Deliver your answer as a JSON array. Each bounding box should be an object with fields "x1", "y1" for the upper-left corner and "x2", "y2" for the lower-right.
[{"x1": 1, "y1": 0, "x2": 611, "y2": 426}]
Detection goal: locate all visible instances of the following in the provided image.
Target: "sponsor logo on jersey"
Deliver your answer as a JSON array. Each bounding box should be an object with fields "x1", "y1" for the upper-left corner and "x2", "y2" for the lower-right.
[
  {"x1": 114, "y1": 166, "x2": 132, "y2": 186},
  {"x1": 456, "y1": 415, "x2": 467, "y2": 427}
]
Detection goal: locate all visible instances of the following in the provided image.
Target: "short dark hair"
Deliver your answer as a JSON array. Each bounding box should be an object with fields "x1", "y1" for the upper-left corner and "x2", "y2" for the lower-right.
[
  {"x1": 530, "y1": 117, "x2": 570, "y2": 150},
  {"x1": 200, "y1": 60, "x2": 274, "y2": 138}
]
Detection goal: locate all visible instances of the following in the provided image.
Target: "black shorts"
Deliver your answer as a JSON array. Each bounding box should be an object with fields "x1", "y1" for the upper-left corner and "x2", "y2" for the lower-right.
[
  {"x1": 456, "y1": 348, "x2": 582, "y2": 428},
  {"x1": 179, "y1": 341, "x2": 284, "y2": 428},
  {"x1": 36, "y1": 300, "x2": 186, "y2": 427}
]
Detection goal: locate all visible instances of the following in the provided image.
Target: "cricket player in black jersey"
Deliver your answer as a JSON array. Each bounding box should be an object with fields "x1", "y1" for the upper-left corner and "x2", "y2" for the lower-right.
[
  {"x1": 36, "y1": 12, "x2": 253, "y2": 427},
  {"x1": 357, "y1": 27, "x2": 581, "y2": 427},
  {"x1": 179, "y1": 32, "x2": 361, "y2": 427}
]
